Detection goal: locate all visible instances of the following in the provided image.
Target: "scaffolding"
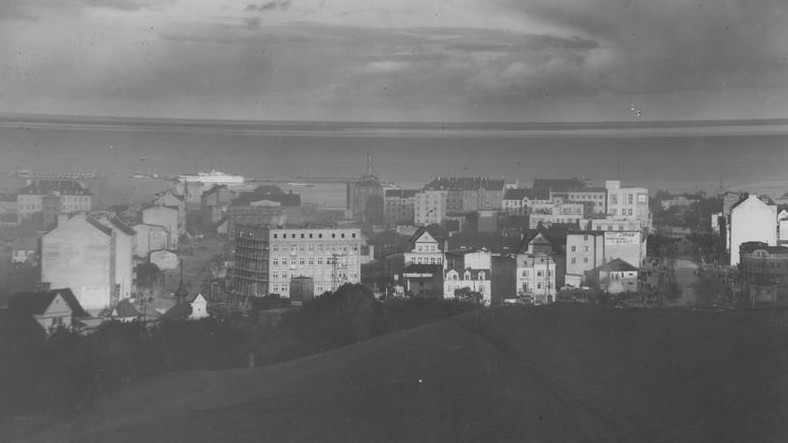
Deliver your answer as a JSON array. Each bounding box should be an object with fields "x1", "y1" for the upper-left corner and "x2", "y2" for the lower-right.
[{"x1": 227, "y1": 224, "x2": 270, "y2": 298}]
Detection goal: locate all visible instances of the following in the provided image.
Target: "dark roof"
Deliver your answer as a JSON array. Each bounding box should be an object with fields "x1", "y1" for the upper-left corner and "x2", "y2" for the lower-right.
[
  {"x1": 106, "y1": 217, "x2": 136, "y2": 236},
  {"x1": 594, "y1": 258, "x2": 639, "y2": 273},
  {"x1": 114, "y1": 299, "x2": 141, "y2": 318},
  {"x1": 0, "y1": 193, "x2": 16, "y2": 202},
  {"x1": 503, "y1": 188, "x2": 528, "y2": 200},
  {"x1": 410, "y1": 224, "x2": 448, "y2": 245},
  {"x1": 385, "y1": 189, "x2": 419, "y2": 198},
  {"x1": 531, "y1": 178, "x2": 587, "y2": 199},
  {"x1": 424, "y1": 177, "x2": 506, "y2": 192},
  {"x1": 9, "y1": 288, "x2": 90, "y2": 318},
  {"x1": 403, "y1": 264, "x2": 444, "y2": 274},
  {"x1": 202, "y1": 184, "x2": 229, "y2": 197},
  {"x1": 160, "y1": 301, "x2": 192, "y2": 321},
  {"x1": 85, "y1": 217, "x2": 113, "y2": 236},
  {"x1": 18, "y1": 179, "x2": 91, "y2": 196},
  {"x1": 232, "y1": 191, "x2": 301, "y2": 207}
]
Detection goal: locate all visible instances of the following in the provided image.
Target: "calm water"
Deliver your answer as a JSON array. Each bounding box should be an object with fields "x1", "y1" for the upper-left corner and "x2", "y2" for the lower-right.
[{"x1": 2, "y1": 118, "x2": 788, "y2": 205}]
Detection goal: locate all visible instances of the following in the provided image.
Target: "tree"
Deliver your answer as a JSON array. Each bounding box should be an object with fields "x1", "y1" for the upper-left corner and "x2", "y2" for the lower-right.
[{"x1": 454, "y1": 287, "x2": 483, "y2": 304}]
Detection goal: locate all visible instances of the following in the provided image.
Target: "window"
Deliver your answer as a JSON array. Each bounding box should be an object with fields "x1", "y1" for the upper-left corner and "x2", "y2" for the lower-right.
[
  {"x1": 584, "y1": 246, "x2": 589, "y2": 252},
  {"x1": 571, "y1": 258, "x2": 576, "y2": 264},
  {"x1": 571, "y1": 246, "x2": 576, "y2": 252},
  {"x1": 537, "y1": 271, "x2": 543, "y2": 277},
  {"x1": 584, "y1": 258, "x2": 588, "y2": 263}
]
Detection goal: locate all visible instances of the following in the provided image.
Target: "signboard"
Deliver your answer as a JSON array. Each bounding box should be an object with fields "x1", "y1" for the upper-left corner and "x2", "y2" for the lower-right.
[{"x1": 605, "y1": 231, "x2": 640, "y2": 246}]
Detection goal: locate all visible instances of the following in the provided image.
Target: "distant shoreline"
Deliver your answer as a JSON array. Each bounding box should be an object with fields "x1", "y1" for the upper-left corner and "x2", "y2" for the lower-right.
[{"x1": 2, "y1": 113, "x2": 788, "y2": 139}]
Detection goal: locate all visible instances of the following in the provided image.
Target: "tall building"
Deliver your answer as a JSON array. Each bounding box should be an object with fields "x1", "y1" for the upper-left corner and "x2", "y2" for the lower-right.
[
  {"x1": 228, "y1": 226, "x2": 363, "y2": 297},
  {"x1": 414, "y1": 190, "x2": 449, "y2": 226},
  {"x1": 142, "y1": 205, "x2": 180, "y2": 250},
  {"x1": 40, "y1": 213, "x2": 134, "y2": 315},
  {"x1": 423, "y1": 177, "x2": 506, "y2": 212},
  {"x1": 347, "y1": 152, "x2": 384, "y2": 224},
  {"x1": 16, "y1": 180, "x2": 92, "y2": 224},
  {"x1": 516, "y1": 231, "x2": 565, "y2": 305},
  {"x1": 605, "y1": 180, "x2": 650, "y2": 226},
  {"x1": 384, "y1": 189, "x2": 418, "y2": 225},
  {"x1": 729, "y1": 194, "x2": 777, "y2": 266}
]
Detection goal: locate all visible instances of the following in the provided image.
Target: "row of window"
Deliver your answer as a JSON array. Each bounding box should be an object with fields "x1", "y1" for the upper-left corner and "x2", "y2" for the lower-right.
[
  {"x1": 271, "y1": 272, "x2": 357, "y2": 280},
  {"x1": 271, "y1": 257, "x2": 357, "y2": 266},
  {"x1": 272, "y1": 232, "x2": 357, "y2": 240},
  {"x1": 271, "y1": 244, "x2": 358, "y2": 253}
]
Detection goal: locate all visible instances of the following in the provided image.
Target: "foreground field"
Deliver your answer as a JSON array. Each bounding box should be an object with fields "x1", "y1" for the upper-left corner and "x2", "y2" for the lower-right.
[{"x1": 28, "y1": 306, "x2": 788, "y2": 442}]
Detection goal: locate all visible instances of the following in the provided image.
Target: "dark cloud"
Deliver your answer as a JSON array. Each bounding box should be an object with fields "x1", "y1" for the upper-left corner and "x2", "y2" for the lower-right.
[
  {"x1": 504, "y1": 0, "x2": 788, "y2": 93},
  {"x1": 245, "y1": 1, "x2": 292, "y2": 12}
]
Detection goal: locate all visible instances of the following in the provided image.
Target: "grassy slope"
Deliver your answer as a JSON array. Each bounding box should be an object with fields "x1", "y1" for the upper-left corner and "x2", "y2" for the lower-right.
[{"x1": 27, "y1": 306, "x2": 788, "y2": 442}]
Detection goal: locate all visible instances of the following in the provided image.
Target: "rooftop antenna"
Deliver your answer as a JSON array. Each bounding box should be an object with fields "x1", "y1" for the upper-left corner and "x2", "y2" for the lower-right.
[{"x1": 366, "y1": 150, "x2": 374, "y2": 177}]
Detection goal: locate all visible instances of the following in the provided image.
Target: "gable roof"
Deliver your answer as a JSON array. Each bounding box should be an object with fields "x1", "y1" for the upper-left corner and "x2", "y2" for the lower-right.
[
  {"x1": 113, "y1": 299, "x2": 141, "y2": 318},
  {"x1": 410, "y1": 224, "x2": 448, "y2": 245},
  {"x1": 85, "y1": 216, "x2": 114, "y2": 236},
  {"x1": 594, "y1": 258, "x2": 639, "y2": 273},
  {"x1": 9, "y1": 288, "x2": 90, "y2": 318}
]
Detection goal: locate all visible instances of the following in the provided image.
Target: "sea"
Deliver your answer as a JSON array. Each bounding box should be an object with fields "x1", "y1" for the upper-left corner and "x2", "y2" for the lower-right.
[{"x1": 2, "y1": 115, "x2": 788, "y2": 208}]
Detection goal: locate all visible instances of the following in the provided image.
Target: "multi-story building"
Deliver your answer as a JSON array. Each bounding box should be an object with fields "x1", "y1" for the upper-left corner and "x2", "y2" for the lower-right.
[
  {"x1": 40, "y1": 213, "x2": 134, "y2": 315},
  {"x1": 152, "y1": 189, "x2": 186, "y2": 235},
  {"x1": 739, "y1": 241, "x2": 788, "y2": 286},
  {"x1": 414, "y1": 190, "x2": 449, "y2": 226},
  {"x1": 384, "y1": 189, "x2": 418, "y2": 225},
  {"x1": 423, "y1": 177, "x2": 506, "y2": 213},
  {"x1": 92, "y1": 213, "x2": 136, "y2": 303},
  {"x1": 564, "y1": 230, "x2": 646, "y2": 288},
  {"x1": 501, "y1": 188, "x2": 530, "y2": 216},
  {"x1": 443, "y1": 249, "x2": 492, "y2": 304},
  {"x1": 133, "y1": 223, "x2": 170, "y2": 259},
  {"x1": 549, "y1": 187, "x2": 607, "y2": 215},
  {"x1": 347, "y1": 153, "x2": 384, "y2": 224},
  {"x1": 404, "y1": 225, "x2": 447, "y2": 266},
  {"x1": 201, "y1": 185, "x2": 233, "y2": 231},
  {"x1": 729, "y1": 194, "x2": 777, "y2": 266},
  {"x1": 16, "y1": 180, "x2": 92, "y2": 224},
  {"x1": 583, "y1": 218, "x2": 643, "y2": 232},
  {"x1": 528, "y1": 202, "x2": 585, "y2": 229},
  {"x1": 228, "y1": 226, "x2": 363, "y2": 298},
  {"x1": 142, "y1": 205, "x2": 180, "y2": 250},
  {"x1": 516, "y1": 231, "x2": 564, "y2": 304},
  {"x1": 605, "y1": 180, "x2": 650, "y2": 227}
]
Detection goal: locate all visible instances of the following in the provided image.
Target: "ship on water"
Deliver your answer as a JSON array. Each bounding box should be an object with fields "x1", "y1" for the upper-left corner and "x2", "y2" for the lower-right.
[{"x1": 178, "y1": 169, "x2": 245, "y2": 185}]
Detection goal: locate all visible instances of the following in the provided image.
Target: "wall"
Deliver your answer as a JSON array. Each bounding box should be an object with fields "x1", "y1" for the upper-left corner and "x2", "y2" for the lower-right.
[
  {"x1": 730, "y1": 196, "x2": 777, "y2": 266},
  {"x1": 41, "y1": 216, "x2": 113, "y2": 313}
]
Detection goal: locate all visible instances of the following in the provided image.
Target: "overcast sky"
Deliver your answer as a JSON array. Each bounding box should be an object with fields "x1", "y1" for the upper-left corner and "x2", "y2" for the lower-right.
[{"x1": 1, "y1": 0, "x2": 787, "y2": 122}]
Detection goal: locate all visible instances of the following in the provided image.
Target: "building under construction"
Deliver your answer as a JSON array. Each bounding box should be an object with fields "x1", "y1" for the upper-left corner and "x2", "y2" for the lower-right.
[
  {"x1": 227, "y1": 225, "x2": 363, "y2": 298},
  {"x1": 226, "y1": 225, "x2": 270, "y2": 297}
]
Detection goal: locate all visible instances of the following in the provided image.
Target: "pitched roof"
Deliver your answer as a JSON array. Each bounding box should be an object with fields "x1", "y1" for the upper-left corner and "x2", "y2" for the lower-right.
[
  {"x1": 385, "y1": 189, "x2": 419, "y2": 198},
  {"x1": 18, "y1": 179, "x2": 91, "y2": 196},
  {"x1": 594, "y1": 258, "x2": 639, "y2": 273},
  {"x1": 739, "y1": 241, "x2": 788, "y2": 255},
  {"x1": 410, "y1": 224, "x2": 448, "y2": 245},
  {"x1": 9, "y1": 288, "x2": 90, "y2": 318},
  {"x1": 113, "y1": 299, "x2": 141, "y2": 318},
  {"x1": 85, "y1": 216, "x2": 113, "y2": 236}
]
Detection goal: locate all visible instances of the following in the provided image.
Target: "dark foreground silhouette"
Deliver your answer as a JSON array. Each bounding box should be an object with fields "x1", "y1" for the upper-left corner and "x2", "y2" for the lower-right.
[{"x1": 25, "y1": 306, "x2": 788, "y2": 442}]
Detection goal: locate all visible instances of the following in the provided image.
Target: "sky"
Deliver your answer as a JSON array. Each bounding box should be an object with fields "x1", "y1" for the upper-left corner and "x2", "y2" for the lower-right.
[{"x1": 1, "y1": 0, "x2": 788, "y2": 122}]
